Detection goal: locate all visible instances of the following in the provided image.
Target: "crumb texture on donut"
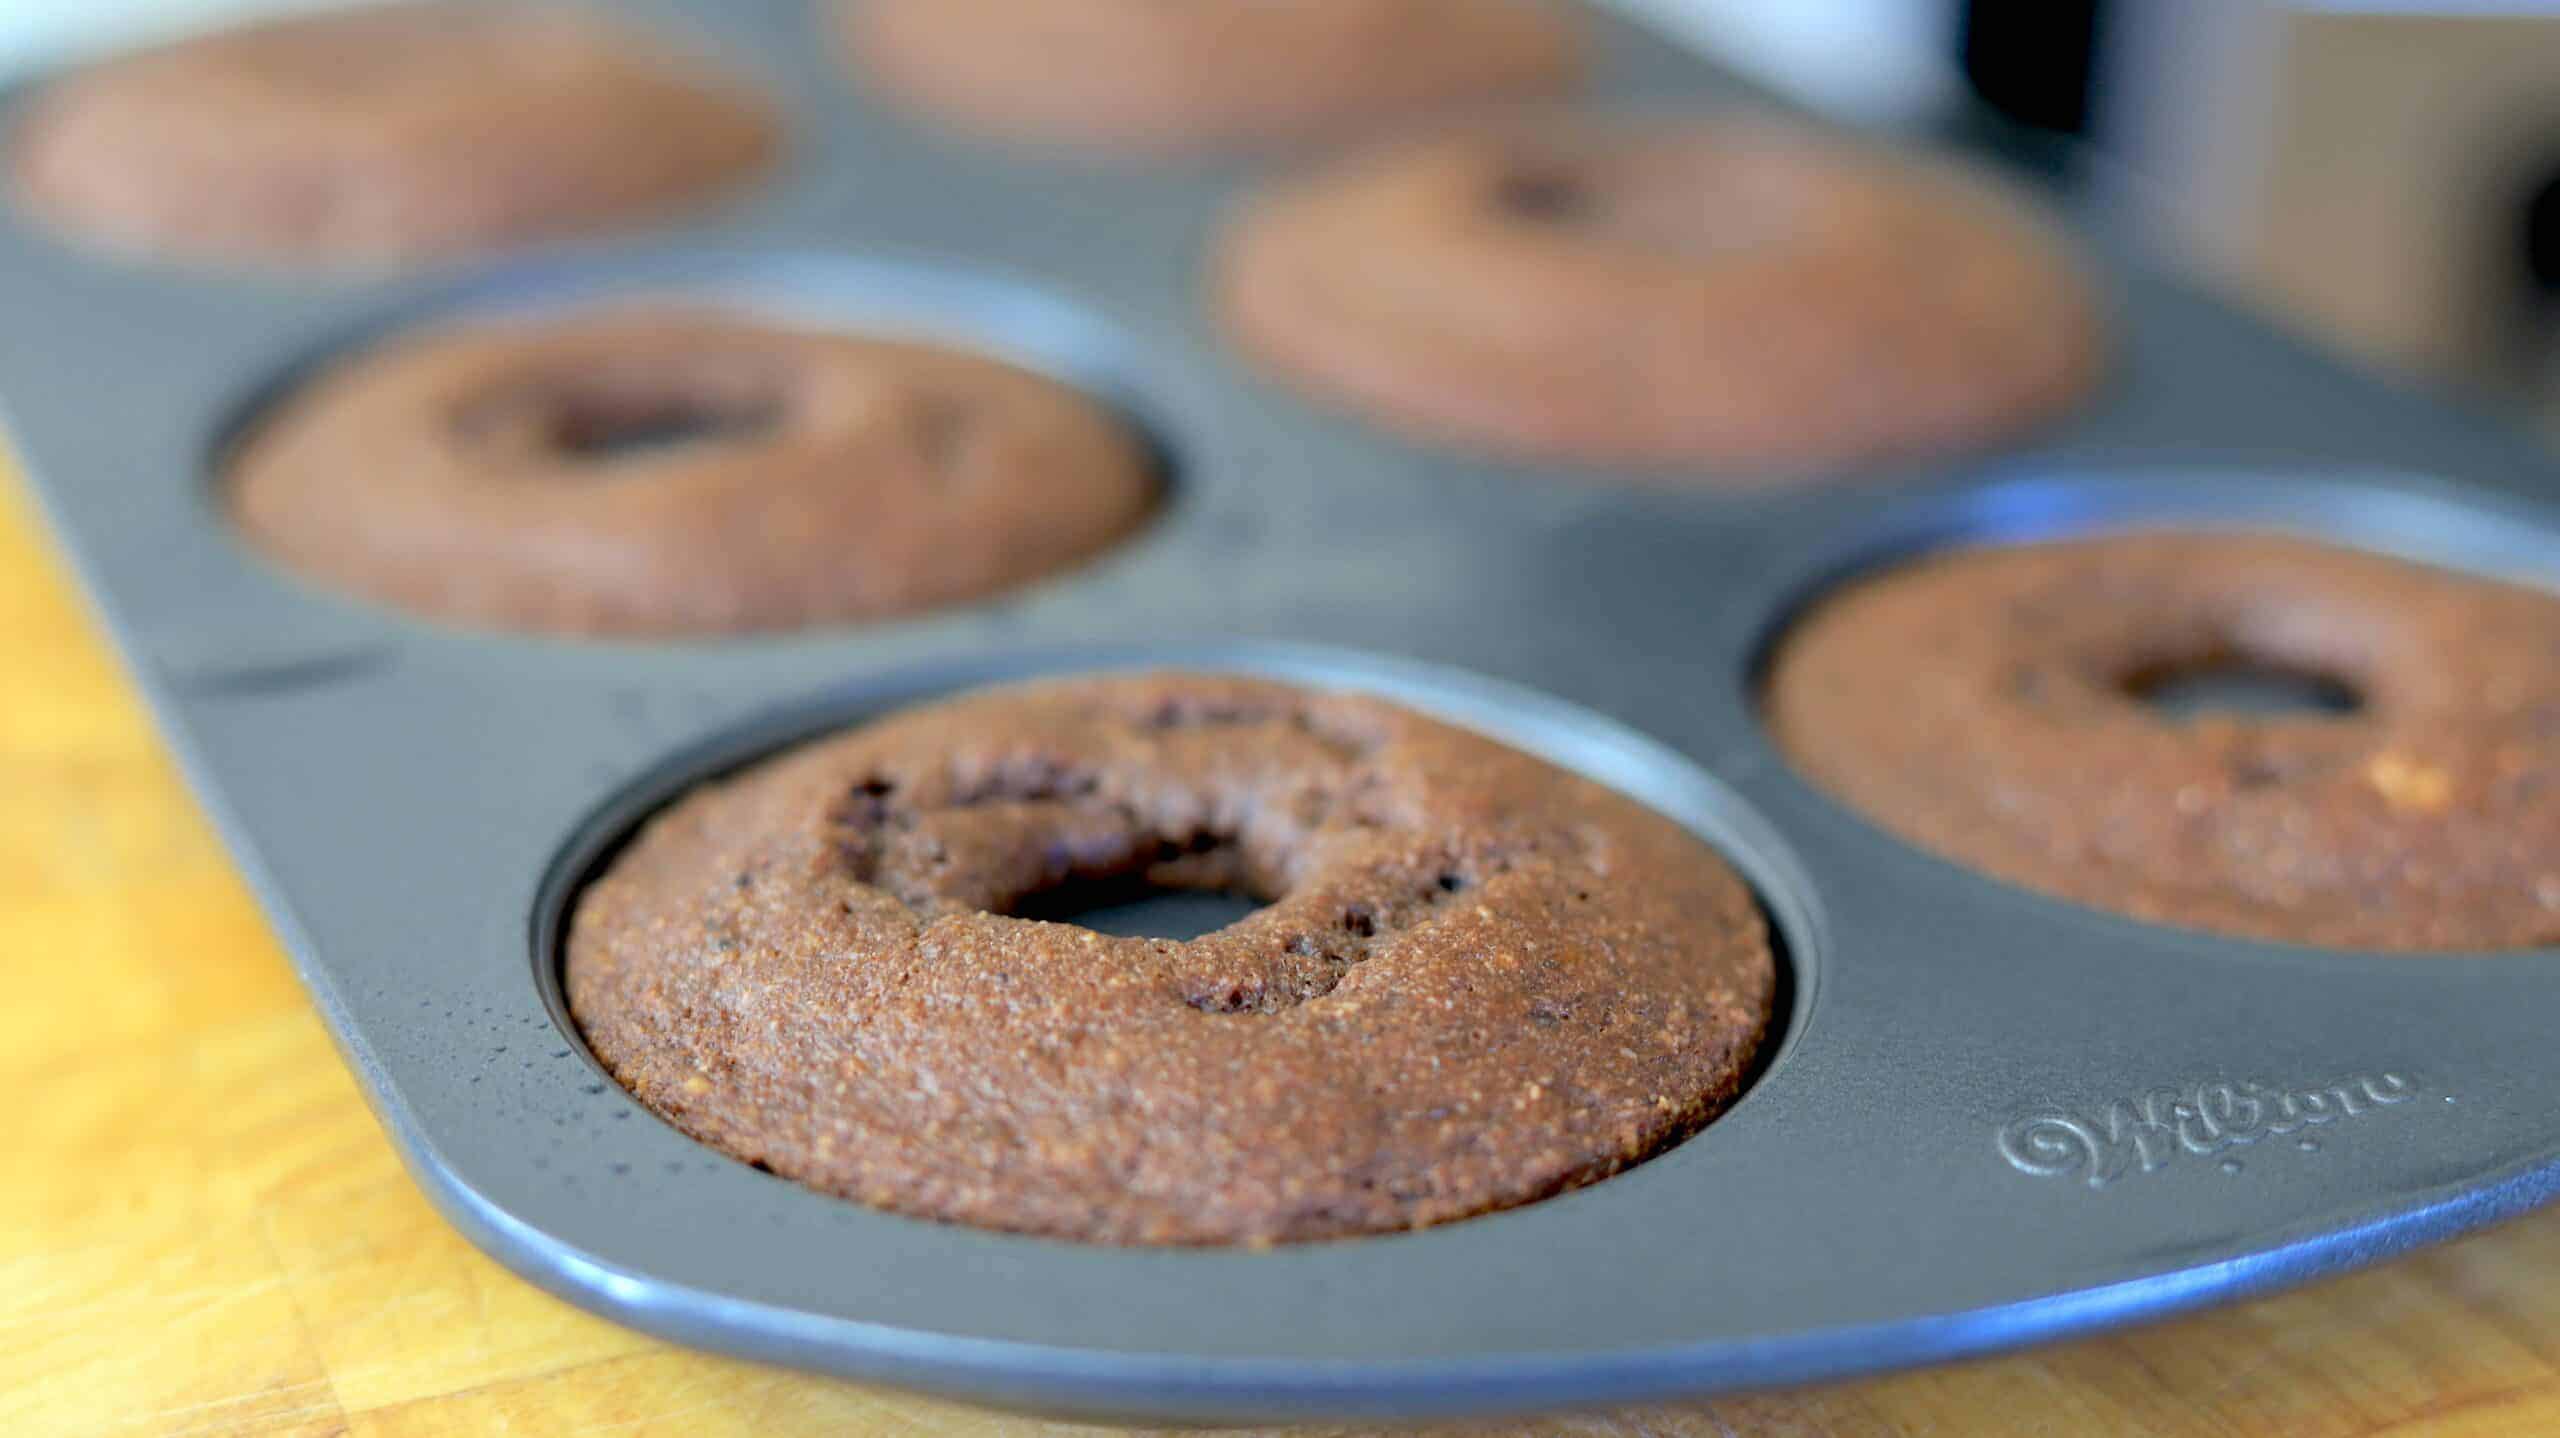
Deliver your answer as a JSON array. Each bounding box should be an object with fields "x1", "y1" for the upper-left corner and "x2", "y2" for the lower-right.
[
  {"x1": 226, "y1": 307, "x2": 1158, "y2": 637},
  {"x1": 566, "y1": 673, "x2": 1776, "y2": 1245},
  {"x1": 838, "y1": 0, "x2": 1582, "y2": 154},
  {"x1": 1214, "y1": 117, "x2": 2105, "y2": 476},
  {"x1": 9, "y1": 2, "x2": 777, "y2": 264},
  {"x1": 1767, "y1": 533, "x2": 2560, "y2": 951}
]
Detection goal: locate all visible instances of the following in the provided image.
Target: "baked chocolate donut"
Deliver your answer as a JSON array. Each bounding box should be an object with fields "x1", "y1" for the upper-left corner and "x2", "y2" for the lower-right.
[
  {"x1": 227, "y1": 307, "x2": 1158, "y2": 637},
  {"x1": 9, "y1": 2, "x2": 776, "y2": 265},
  {"x1": 1767, "y1": 532, "x2": 2560, "y2": 950},
  {"x1": 567, "y1": 673, "x2": 1777, "y2": 1245},
  {"x1": 1215, "y1": 117, "x2": 2104, "y2": 477},
  {"x1": 837, "y1": 0, "x2": 1582, "y2": 156}
]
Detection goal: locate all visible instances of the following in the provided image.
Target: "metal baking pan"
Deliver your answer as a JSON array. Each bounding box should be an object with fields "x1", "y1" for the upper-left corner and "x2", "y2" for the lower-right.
[{"x1": 3, "y1": 0, "x2": 2558, "y2": 1424}]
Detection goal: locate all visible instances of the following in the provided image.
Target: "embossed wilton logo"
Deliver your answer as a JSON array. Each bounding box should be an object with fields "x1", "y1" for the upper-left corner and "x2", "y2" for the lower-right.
[{"x1": 1999, "y1": 1073, "x2": 2419, "y2": 1187}]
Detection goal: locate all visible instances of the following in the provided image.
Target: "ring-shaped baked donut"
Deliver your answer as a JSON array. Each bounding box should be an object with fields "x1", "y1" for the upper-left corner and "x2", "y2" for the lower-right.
[
  {"x1": 566, "y1": 674, "x2": 1777, "y2": 1245},
  {"x1": 837, "y1": 0, "x2": 1582, "y2": 155},
  {"x1": 1215, "y1": 117, "x2": 2105, "y2": 477},
  {"x1": 9, "y1": 2, "x2": 777, "y2": 265},
  {"x1": 1767, "y1": 532, "x2": 2560, "y2": 950},
  {"x1": 226, "y1": 308, "x2": 1158, "y2": 637}
]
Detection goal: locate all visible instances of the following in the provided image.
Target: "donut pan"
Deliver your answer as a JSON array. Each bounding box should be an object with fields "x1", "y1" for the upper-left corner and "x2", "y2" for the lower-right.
[{"x1": 6, "y1": 0, "x2": 2560, "y2": 1425}]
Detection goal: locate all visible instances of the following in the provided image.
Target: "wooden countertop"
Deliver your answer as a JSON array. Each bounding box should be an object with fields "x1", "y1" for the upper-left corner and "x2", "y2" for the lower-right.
[{"x1": 7, "y1": 464, "x2": 2559, "y2": 1438}]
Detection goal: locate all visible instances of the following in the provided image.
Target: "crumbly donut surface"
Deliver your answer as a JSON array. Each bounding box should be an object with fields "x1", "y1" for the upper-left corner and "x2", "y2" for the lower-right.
[
  {"x1": 840, "y1": 0, "x2": 1582, "y2": 155},
  {"x1": 10, "y1": 2, "x2": 776, "y2": 264},
  {"x1": 1768, "y1": 533, "x2": 2560, "y2": 950},
  {"x1": 1215, "y1": 117, "x2": 2104, "y2": 476},
  {"x1": 567, "y1": 674, "x2": 1777, "y2": 1245},
  {"x1": 227, "y1": 308, "x2": 1158, "y2": 637}
]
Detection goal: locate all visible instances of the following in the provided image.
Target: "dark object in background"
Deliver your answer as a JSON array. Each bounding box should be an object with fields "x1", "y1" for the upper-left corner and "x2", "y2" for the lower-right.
[
  {"x1": 2511, "y1": 159, "x2": 2560, "y2": 394},
  {"x1": 1958, "y1": 0, "x2": 2105, "y2": 134}
]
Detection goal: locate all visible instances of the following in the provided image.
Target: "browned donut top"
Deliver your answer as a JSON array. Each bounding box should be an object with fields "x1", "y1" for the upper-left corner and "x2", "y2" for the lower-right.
[
  {"x1": 566, "y1": 674, "x2": 1777, "y2": 1245},
  {"x1": 9, "y1": 3, "x2": 777, "y2": 265},
  {"x1": 1215, "y1": 118, "x2": 2104, "y2": 476},
  {"x1": 226, "y1": 308, "x2": 1157, "y2": 637},
  {"x1": 1767, "y1": 533, "x2": 2560, "y2": 950},
  {"x1": 838, "y1": 0, "x2": 1582, "y2": 155}
]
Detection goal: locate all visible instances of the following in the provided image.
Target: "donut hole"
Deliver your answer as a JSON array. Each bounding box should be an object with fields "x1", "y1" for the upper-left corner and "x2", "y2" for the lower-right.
[
  {"x1": 453, "y1": 357, "x2": 796, "y2": 467},
  {"x1": 1482, "y1": 143, "x2": 1814, "y2": 261},
  {"x1": 2120, "y1": 649, "x2": 2364, "y2": 722},
  {"x1": 1009, "y1": 875, "x2": 1267, "y2": 941},
  {"x1": 547, "y1": 388, "x2": 784, "y2": 463},
  {"x1": 1004, "y1": 823, "x2": 1275, "y2": 941},
  {"x1": 1492, "y1": 166, "x2": 1590, "y2": 222}
]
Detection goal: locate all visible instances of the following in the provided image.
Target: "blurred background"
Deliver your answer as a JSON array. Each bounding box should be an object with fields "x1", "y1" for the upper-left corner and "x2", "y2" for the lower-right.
[
  {"x1": 7, "y1": 0, "x2": 2560, "y2": 446},
  {"x1": 72, "y1": 0, "x2": 2560, "y2": 441}
]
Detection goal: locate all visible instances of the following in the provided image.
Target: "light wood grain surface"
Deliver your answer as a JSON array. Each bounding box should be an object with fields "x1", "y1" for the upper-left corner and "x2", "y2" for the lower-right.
[{"x1": 7, "y1": 462, "x2": 2560, "y2": 1437}]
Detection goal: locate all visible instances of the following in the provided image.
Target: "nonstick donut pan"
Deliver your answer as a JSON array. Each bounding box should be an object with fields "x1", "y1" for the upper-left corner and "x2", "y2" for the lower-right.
[{"x1": 6, "y1": 0, "x2": 2560, "y2": 1425}]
